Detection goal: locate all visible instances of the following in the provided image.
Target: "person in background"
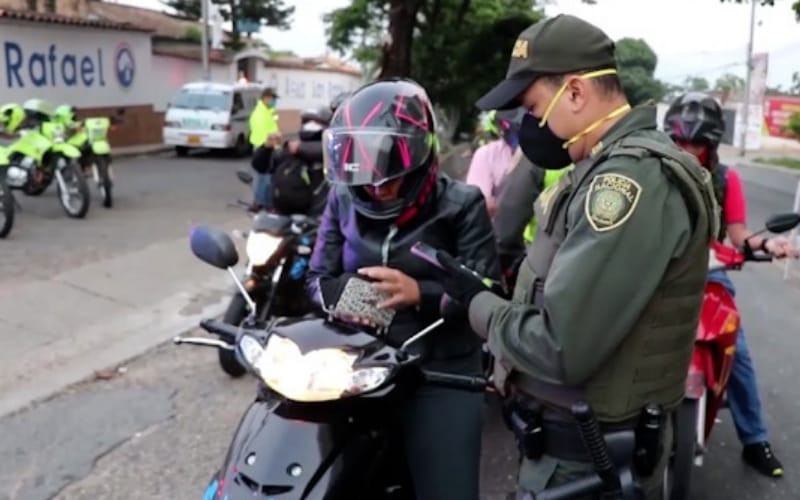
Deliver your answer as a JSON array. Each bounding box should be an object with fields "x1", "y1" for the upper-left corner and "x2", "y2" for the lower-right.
[
  {"x1": 465, "y1": 108, "x2": 524, "y2": 218},
  {"x1": 666, "y1": 92, "x2": 797, "y2": 478},
  {"x1": 248, "y1": 87, "x2": 281, "y2": 212}
]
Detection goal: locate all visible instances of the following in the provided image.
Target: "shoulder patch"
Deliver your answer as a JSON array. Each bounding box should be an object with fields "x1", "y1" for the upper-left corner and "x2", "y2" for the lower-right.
[{"x1": 585, "y1": 173, "x2": 642, "y2": 232}]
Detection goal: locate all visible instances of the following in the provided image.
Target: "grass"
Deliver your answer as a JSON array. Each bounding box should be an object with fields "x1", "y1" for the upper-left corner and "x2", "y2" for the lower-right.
[{"x1": 753, "y1": 156, "x2": 800, "y2": 170}]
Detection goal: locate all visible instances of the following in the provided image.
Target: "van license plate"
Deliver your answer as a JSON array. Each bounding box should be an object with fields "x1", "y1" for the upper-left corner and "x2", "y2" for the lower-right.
[{"x1": 187, "y1": 135, "x2": 201, "y2": 145}]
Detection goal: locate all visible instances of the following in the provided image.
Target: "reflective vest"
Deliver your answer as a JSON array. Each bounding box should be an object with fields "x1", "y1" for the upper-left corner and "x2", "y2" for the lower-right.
[
  {"x1": 248, "y1": 100, "x2": 280, "y2": 147},
  {"x1": 522, "y1": 165, "x2": 574, "y2": 243}
]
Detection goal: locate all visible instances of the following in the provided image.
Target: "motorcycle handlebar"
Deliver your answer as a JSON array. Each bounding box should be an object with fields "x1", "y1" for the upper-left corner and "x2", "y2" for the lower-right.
[
  {"x1": 199, "y1": 318, "x2": 240, "y2": 343},
  {"x1": 421, "y1": 370, "x2": 488, "y2": 392}
]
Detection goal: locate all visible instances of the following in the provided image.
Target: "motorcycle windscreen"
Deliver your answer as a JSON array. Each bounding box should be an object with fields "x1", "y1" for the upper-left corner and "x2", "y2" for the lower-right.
[{"x1": 213, "y1": 398, "x2": 392, "y2": 499}]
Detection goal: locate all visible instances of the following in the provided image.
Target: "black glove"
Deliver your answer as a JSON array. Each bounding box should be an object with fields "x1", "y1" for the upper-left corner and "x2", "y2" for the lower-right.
[{"x1": 434, "y1": 250, "x2": 488, "y2": 307}]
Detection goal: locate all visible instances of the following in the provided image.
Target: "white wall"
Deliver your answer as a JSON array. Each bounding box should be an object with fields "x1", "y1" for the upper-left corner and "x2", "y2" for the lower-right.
[
  {"x1": 0, "y1": 20, "x2": 152, "y2": 107},
  {"x1": 149, "y1": 54, "x2": 233, "y2": 112},
  {"x1": 253, "y1": 65, "x2": 362, "y2": 111}
]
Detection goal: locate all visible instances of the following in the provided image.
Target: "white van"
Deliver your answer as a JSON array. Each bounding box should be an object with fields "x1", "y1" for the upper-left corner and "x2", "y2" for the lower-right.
[{"x1": 163, "y1": 81, "x2": 263, "y2": 156}]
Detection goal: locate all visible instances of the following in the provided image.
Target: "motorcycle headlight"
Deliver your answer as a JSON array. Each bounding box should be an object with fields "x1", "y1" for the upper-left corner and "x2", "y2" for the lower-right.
[
  {"x1": 245, "y1": 231, "x2": 282, "y2": 266},
  {"x1": 239, "y1": 334, "x2": 391, "y2": 402}
]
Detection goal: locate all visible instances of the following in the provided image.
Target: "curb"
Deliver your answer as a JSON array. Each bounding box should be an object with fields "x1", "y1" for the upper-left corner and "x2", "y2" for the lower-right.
[
  {"x1": 731, "y1": 159, "x2": 800, "y2": 177},
  {"x1": 111, "y1": 144, "x2": 173, "y2": 159}
]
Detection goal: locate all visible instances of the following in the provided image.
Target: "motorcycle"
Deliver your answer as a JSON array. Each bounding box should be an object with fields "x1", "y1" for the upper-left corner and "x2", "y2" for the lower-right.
[
  {"x1": 4, "y1": 122, "x2": 90, "y2": 218},
  {"x1": 217, "y1": 170, "x2": 319, "y2": 378},
  {"x1": 666, "y1": 211, "x2": 800, "y2": 500},
  {"x1": 175, "y1": 225, "x2": 642, "y2": 500},
  {"x1": 68, "y1": 117, "x2": 114, "y2": 208},
  {"x1": 0, "y1": 145, "x2": 14, "y2": 238}
]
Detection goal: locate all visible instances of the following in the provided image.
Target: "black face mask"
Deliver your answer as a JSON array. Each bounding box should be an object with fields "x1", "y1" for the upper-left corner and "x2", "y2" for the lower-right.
[{"x1": 518, "y1": 113, "x2": 573, "y2": 170}]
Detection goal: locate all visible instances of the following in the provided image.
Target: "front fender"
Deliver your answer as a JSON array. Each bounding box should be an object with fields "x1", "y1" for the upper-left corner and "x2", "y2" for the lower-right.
[{"x1": 51, "y1": 143, "x2": 81, "y2": 159}]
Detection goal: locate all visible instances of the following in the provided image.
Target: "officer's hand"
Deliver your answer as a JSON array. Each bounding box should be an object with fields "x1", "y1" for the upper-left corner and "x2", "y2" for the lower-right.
[
  {"x1": 433, "y1": 250, "x2": 489, "y2": 307},
  {"x1": 765, "y1": 236, "x2": 799, "y2": 259},
  {"x1": 358, "y1": 266, "x2": 421, "y2": 309}
]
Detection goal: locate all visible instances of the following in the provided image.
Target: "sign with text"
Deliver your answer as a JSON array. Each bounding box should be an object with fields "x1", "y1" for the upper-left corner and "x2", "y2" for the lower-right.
[{"x1": 764, "y1": 96, "x2": 800, "y2": 138}]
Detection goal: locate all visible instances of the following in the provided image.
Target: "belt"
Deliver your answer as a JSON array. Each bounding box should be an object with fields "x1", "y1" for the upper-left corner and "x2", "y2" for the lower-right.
[{"x1": 540, "y1": 419, "x2": 634, "y2": 462}]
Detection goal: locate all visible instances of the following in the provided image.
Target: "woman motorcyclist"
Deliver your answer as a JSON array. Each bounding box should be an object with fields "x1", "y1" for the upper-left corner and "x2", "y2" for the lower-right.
[
  {"x1": 306, "y1": 79, "x2": 499, "y2": 500},
  {"x1": 665, "y1": 92, "x2": 798, "y2": 478}
]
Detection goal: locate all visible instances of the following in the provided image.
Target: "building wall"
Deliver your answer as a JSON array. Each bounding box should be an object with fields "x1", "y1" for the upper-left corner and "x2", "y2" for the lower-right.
[
  {"x1": 254, "y1": 65, "x2": 362, "y2": 112},
  {"x1": 150, "y1": 54, "x2": 233, "y2": 112}
]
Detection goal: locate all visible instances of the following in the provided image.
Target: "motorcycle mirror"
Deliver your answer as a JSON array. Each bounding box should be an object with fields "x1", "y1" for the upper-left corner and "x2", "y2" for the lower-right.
[
  {"x1": 189, "y1": 225, "x2": 239, "y2": 270},
  {"x1": 237, "y1": 170, "x2": 253, "y2": 185},
  {"x1": 765, "y1": 212, "x2": 800, "y2": 234}
]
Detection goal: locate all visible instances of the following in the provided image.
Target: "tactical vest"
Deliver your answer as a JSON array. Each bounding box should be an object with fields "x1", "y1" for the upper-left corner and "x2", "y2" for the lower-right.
[
  {"x1": 522, "y1": 166, "x2": 573, "y2": 244},
  {"x1": 513, "y1": 134, "x2": 719, "y2": 422}
]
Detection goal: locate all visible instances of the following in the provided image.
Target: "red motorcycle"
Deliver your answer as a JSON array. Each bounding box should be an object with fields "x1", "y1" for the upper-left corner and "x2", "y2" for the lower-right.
[{"x1": 666, "y1": 212, "x2": 800, "y2": 499}]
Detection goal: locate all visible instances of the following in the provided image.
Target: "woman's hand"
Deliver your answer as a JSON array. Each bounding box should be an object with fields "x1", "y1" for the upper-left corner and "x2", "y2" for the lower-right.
[
  {"x1": 765, "y1": 236, "x2": 799, "y2": 259},
  {"x1": 358, "y1": 266, "x2": 421, "y2": 309}
]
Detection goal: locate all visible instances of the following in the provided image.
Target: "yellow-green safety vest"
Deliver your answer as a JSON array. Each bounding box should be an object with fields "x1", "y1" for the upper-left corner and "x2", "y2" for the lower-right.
[
  {"x1": 248, "y1": 100, "x2": 280, "y2": 147},
  {"x1": 522, "y1": 165, "x2": 574, "y2": 243}
]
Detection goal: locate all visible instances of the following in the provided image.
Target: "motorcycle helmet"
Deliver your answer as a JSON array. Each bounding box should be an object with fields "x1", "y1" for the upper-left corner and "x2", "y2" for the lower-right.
[
  {"x1": 22, "y1": 98, "x2": 54, "y2": 125},
  {"x1": 330, "y1": 91, "x2": 352, "y2": 114},
  {"x1": 299, "y1": 106, "x2": 332, "y2": 141},
  {"x1": 324, "y1": 78, "x2": 439, "y2": 221},
  {"x1": 53, "y1": 104, "x2": 78, "y2": 126},
  {"x1": 664, "y1": 92, "x2": 725, "y2": 148},
  {"x1": 493, "y1": 107, "x2": 524, "y2": 147},
  {"x1": 0, "y1": 103, "x2": 25, "y2": 134}
]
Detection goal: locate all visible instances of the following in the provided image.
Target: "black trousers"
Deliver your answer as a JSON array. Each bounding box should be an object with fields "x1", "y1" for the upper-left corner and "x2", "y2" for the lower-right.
[{"x1": 401, "y1": 384, "x2": 485, "y2": 500}]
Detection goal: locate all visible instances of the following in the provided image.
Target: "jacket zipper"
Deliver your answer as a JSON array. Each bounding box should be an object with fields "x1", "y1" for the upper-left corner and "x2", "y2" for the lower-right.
[{"x1": 381, "y1": 224, "x2": 398, "y2": 265}]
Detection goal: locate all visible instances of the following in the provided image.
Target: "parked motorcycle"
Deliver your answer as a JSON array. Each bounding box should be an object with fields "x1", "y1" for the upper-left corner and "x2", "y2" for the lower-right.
[
  {"x1": 175, "y1": 225, "x2": 642, "y2": 500},
  {"x1": 0, "y1": 146, "x2": 14, "y2": 238},
  {"x1": 68, "y1": 117, "x2": 114, "y2": 208},
  {"x1": 4, "y1": 121, "x2": 90, "y2": 218},
  {"x1": 666, "y1": 212, "x2": 800, "y2": 499},
  {"x1": 217, "y1": 170, "x2": 319, "y2": 377}
]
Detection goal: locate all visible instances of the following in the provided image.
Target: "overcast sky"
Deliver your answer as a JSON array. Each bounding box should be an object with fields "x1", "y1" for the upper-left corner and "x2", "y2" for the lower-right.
[{"x1": 113, "y1": 0, "x2": 800, "y2": 88}]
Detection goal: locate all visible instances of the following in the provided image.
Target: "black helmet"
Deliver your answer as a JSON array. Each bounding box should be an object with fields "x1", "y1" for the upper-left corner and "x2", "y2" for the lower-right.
[
  {"x1": 330, "y1": 91, "x2": 352, "y2": 114},
  {"x1": 299, "y1": 106, "x2": 331, "y2": 141},
  {"x1": 324, "y1": 79, "x2": 439, "y2": 220},
  {"x1": 664, "y1": 92, "x2": 725, "y2": 147}
]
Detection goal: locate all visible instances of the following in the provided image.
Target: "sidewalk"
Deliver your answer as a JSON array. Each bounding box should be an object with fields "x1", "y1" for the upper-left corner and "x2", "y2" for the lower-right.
[
  {"x1": 0, "y1": 219, "x2": 244, "y2": 418},
  {"x1": 113, "y1": 143, "x2": 172, "y2": 159}
]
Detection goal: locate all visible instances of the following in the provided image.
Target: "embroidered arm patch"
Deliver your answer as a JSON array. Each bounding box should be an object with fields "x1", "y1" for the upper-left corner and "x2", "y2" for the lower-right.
[{"x1": 585, "y1": 173, "x2": 642, "y2": 232}]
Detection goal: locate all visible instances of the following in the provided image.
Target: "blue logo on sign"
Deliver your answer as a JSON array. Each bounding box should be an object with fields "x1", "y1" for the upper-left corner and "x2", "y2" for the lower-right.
[{"x1": 115, "y1": 43, "x2": 135, "y2": 88}]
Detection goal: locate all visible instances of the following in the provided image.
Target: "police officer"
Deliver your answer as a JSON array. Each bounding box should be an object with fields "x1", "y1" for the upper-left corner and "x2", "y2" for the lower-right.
[{"x1": 433, "y1": 15, "x2": 718, "y2": 498}]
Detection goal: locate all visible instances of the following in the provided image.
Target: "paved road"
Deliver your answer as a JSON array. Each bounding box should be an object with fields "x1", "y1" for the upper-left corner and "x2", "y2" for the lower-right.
[{"x1": 1, "y1": 157, "x2": 799, "y2": 499}]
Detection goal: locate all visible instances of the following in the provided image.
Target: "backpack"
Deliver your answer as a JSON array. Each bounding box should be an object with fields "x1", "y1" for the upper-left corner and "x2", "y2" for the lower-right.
[{"x1": 271, "y1": 155, "x2": 314, "y2": 215}]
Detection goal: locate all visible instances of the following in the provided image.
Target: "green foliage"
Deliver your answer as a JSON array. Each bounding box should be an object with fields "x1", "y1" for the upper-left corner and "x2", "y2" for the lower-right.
[
  {"x1": 788, "y1": 112, "x2": 800, "y2": 138},
  {"x1": 184, "y1": 25, "x2": 202, "y2": 43},
  {"x1": 162, "y1": 0, "x2": 293, "y2": 49},
  {"x1": 714, "y1": 73, "x2": 745, "y2": 93},
  {"x1": 615, "y1": 38, "x2": 666, "y2": 105},
  {"x1": 720, "y1": 0, "x2": 800, "y2": 21},
  {"x1": 324, "y1": 0, "x2": 542, "y2": 135},
  {"x1": 683, "y1": 76, "x2": 710, "y2": 92}
]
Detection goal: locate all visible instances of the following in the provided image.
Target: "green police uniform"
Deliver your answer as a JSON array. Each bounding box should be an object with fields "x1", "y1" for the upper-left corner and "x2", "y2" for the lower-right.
[{"x1": 469, "y1": 14, "x2": 720, "y2": 498}]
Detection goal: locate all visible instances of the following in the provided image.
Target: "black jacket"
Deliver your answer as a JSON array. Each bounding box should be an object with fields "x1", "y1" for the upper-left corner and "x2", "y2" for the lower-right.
[
  {"x1": 306, "y1": 175, "x2": 499, "y2": 372},
  {"x1": 270, "y1": 137, "x2": 328, "y2": 216}
]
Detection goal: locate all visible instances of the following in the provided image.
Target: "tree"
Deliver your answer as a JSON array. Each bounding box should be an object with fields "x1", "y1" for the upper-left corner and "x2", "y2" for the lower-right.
[
  {"x1": 162, "y1": 0, "x2": 294, "y2": 50},
  {"x1": 684, "y1": 76, "x2": 710, "y2": 92},
  {"x1": 715, "y1": 73, "x2": 745, "y2": 93},
  {"x1": 720, "y1": 0, "x2": 800, "y2": 21},
  {"x1": 792, "y1": 71, "x2": 800, "y2": 95},
  {"x1": 325, "y1": 0, "x2": 541, "y2": 135},
  {"x1": 615, "y1": 38, "x2": 666, "y2": 105}
]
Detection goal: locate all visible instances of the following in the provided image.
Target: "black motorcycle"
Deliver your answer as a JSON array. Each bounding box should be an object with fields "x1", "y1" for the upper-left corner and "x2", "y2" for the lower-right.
[
  {"x1": 218, "y1": 170, "x2": 318, "y2": 377},
  {"x1": 175, "y1": 225, "x2": 643, "y2": 500}
]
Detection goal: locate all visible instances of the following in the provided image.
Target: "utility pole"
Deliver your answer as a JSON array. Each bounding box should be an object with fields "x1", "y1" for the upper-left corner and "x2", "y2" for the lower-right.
[
  {"x1": 201, "y1": 0, "x2": 210, "y2": 81},
  {"x1": 739, "y1": 0, "x2": 757, "y2": 157}
]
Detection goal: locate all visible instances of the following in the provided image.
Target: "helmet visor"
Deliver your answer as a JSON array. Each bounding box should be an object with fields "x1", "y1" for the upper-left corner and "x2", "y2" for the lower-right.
[{"x1": 323, "y1": 127, "x2": 433, "y2": 186}]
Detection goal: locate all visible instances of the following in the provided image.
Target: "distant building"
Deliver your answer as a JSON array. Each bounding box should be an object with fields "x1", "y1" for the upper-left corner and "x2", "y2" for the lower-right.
[{"x1": 0, "y1": 0, "x2": 362, "y2": 146}]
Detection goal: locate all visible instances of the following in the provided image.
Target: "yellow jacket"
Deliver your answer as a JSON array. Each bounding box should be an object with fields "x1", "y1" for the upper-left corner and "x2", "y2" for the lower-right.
[{"x1": 248, "y1": 100, "x2": 280, "y2": 147}]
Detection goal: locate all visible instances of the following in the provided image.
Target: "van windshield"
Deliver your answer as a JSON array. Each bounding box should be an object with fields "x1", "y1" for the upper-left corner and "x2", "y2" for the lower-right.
[{"x1": 171, "y1": 91, "x2": 232, "y2": 111}]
